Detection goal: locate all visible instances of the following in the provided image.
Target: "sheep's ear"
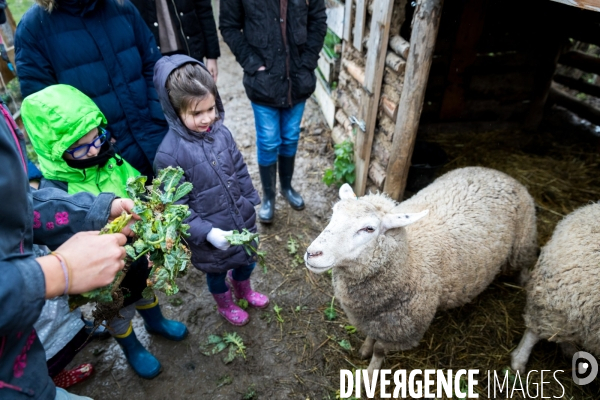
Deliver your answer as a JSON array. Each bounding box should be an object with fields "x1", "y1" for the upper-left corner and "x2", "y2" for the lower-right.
[
  {"x1": 381, "y1": 210, "x2": 429, "y2": 232},
  {"x1": 339, "y1": 183, "x2": 357, "y2": 200}
]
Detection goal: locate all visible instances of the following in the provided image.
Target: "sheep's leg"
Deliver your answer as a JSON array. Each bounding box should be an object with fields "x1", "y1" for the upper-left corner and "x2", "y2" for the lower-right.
[
  {"x1": 511, "y1": 329, "x2": 539, "y2": 373},
  {"x1": 359, "y1": 336, "x2": 376, "y2": 359},
  {"x1": 366, "y1": 341, "x2": 403, "y2": 382}
]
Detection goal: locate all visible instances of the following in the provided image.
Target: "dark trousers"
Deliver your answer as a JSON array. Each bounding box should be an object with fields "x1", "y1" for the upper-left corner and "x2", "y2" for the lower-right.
[
  {"x1": 47, "y1": 327, "x2": 90, "y2": 377},
  {"x1": 206, "y1": 263, "x2": 256, "y2": 294}
]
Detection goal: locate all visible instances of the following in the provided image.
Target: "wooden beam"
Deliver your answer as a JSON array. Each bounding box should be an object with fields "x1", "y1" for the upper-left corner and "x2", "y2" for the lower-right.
[
  {"x1": 343, "y1": 0, "x2": 354, "y2": 42},
  {"x1": 549, "y1": 84, "x2": 600, "y2": 126},
  {"x1": 353, "y1": 0, "x2": 396, "y2": 195},
  {"x1": 553, "y1": 74, "x2": 600, "y2": 98},
  {"x1": 549, "y1": 0, "x2": 600, "y2": 12},
  {"x1": 439, "y1": 0, "x2": 486, "y2": 120},
  {"x1": 313, "y1": 73, "x2": 336, "y2": 129},
  {"x1": 559, "y1": 51, "x2": 600, "y2": 75},
  {"x1": 523, "y1": 13, "x2": 564, "y2": 130},
  {"x1": 383, "y1": 0, "x2": 444, "y2": 201},
  {"x1": 353, "y1": 0, "x2": 368, "y2": 51}
]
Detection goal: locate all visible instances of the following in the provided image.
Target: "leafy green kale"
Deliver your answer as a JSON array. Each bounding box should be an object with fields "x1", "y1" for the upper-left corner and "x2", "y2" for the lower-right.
[
  {"x1": 69, "y1": 166, "x2": 192, "y2": 310},
  {"x1": 225, "y1": 229, "x2": 267, "y2": 273}
]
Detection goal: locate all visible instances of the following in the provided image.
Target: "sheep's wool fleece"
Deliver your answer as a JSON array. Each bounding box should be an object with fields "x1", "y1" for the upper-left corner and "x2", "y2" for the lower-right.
[
  {"x1": 523, "y1": 202, "x2": 600, "y2": 356},
  {"x1": 324, "y1": 167, "x2": 538, "y2": 346}
]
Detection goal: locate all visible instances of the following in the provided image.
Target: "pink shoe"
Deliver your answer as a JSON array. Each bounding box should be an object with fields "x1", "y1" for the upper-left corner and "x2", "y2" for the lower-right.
[
  {"x1": 227, "y1": 270, "x2": 270, "y2": 309},
  {"x1": 212, "y1": 289, "x2": 249, "y2": 326}
]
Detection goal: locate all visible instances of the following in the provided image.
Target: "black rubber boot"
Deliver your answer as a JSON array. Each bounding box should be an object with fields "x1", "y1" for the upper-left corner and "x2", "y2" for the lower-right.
[
  {"x1": 258, "y1": 163, "x2": 277, "y2": 223},
  {"x1": 278, "y1": 155, "x2": 305, "y2": 210}
]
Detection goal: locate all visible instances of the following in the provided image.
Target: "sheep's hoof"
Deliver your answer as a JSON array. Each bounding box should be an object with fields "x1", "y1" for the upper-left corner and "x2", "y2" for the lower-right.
[{"x1": 358, "y1": 338, "x2": 375, "y2": 359}]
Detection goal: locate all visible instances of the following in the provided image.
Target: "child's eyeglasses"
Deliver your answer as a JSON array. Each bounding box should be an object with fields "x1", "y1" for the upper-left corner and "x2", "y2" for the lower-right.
[{"x1": 65, "y1": 128, "x2": 108, "y2": 159}]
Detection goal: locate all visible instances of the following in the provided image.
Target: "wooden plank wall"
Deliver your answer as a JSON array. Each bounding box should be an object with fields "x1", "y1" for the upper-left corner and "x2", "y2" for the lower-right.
[
  {"x1": 328, "y1": 0, "x2": 587, "y2": 199},
  {"x1": 352, "y1": 0, "x2": 397, "y2": 194},
  {"x1": 333, "y1": 0, "x2": 411, "y2": 194}
]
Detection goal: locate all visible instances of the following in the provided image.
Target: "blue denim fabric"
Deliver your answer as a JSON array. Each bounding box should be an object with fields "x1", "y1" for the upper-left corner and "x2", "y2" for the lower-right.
[
  {"x1": 251, "y1": 101, "x2": 306, "y2": 165},
  {"x1": 206, "y1": 263, "x2": 256, "y2": 294}
]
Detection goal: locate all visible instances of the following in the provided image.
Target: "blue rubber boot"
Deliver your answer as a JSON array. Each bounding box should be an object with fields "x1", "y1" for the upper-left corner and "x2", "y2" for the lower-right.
[
  {"x1": 136, "y1": 296, "x2": 188, "y2": 341},
  {"x1": 114, "y1": 323, "x2": 161, "y2": 379}
]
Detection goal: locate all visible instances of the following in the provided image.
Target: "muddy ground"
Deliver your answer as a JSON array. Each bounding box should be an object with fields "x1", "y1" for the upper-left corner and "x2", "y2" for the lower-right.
[{"x1": 67, "y1": 41, "x2": 600, "y2": 400}]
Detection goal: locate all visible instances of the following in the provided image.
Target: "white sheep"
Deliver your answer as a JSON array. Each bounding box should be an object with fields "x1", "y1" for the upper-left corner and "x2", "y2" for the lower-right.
[
  {"x1": 305, "y1": 166, "x2": 538, "y2": 375},
  {"x1": 511, "y1": 202, "x2": 600, "y2": 373}
]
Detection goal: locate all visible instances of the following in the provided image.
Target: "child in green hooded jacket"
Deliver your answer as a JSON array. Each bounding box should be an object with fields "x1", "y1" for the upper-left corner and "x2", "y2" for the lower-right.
[{"x1": 21, "y1": 84, "x2": 188, "y2": 380}]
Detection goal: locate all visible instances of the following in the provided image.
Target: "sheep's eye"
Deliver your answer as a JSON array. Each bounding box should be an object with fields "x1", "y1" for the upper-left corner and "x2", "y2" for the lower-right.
[{"x1": 359, "y1": 226, "x2": 375, "y2": 233}]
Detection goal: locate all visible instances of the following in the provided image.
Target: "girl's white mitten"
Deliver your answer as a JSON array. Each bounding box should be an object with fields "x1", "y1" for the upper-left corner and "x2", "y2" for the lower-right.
[{"x1": 207, "y1": 228, "x2": 232, "y2": 250}]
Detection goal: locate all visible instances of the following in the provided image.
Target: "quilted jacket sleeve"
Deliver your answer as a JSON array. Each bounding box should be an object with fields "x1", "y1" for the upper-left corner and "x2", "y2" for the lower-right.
[
  {"x1": 15, "y1": 13, "x2": 58, "y2": 98},
  {"x1": 227, "y1": 129, "x2": 260, "y2": 206}
]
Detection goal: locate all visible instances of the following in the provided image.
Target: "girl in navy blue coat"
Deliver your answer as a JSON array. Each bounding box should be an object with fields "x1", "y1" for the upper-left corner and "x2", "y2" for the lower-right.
[{"x1": 153, "y1": 55, "x2": 269, "y2": 326}]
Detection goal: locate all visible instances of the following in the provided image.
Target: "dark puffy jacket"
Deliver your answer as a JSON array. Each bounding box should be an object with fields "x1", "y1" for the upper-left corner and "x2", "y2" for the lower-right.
[
  {"x1": 0, "y1": 102, "x2": 114, "y2": 399},
  {"x1": 153, "y1": 55, "x2": 261, "y2": 273},
  {"x1": 15, "y1": 0, "x2": 168, "y2": 178},
  {"x1": 131, "y1": 0, "x2": 220, "y2": 61},
  {"x1": 220, "y1": 0, "x2": 327, "y2": 108}
]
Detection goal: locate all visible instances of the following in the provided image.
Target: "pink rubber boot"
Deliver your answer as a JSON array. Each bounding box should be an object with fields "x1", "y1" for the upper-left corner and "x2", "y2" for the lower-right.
[
  {"x1": 227, "y1": 270, "x2": 270, "y2": 309},
  {"x1": 212, "y1": 289, "x2": 249, "y2": 326}
]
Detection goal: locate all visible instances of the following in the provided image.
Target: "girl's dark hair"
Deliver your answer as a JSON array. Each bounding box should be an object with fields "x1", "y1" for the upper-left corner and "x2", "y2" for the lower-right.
[{"x1": 166, "y1": 63, "x2": 218, "y2": 116}]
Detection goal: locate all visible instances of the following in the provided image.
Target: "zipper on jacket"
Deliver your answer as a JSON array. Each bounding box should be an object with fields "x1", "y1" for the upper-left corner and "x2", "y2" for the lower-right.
[{"x1": 170, "y1": 0, "x2": 191, "y2": 56}]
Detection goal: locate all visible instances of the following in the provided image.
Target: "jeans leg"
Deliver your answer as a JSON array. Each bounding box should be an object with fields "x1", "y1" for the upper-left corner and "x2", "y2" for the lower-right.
[
  {"x1": 231, "y1": 263, "x2": 256, "y2": 281},
  {"x1": 206, "y1": 272, "x2": 229, "y2": 294},
  {"x1": 251, "y1": 102, "x2": 282, "y2": 166},
  {"x1": 279, "y1": 101, "x2": 306, "y2": 157}
]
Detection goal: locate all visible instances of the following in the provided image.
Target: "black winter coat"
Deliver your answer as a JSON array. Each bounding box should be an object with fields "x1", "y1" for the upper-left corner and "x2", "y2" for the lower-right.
[
  {"x1": 131, "y1": 0, "x2": 220, "y2": 61},
  {"x1": 153, "y1": 55, "x2": 261, "y2": 274},
  {"x1": 220, "y1": 0, "x2": 327, "y2": 108}
]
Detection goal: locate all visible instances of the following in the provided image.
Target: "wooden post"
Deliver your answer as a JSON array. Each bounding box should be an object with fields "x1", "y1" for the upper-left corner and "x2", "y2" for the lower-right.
[
  {"x1": 439, "y1": 0, "x2": 486, "y2": 120},
  {"x1": 353, "y1": 0, "x2": 368, "y2": 51},
  {"x1": 343, "y1": 0, "x2": 354, "y2": 42},
  {"x1": 352, "y1": 0, "x2": 396, "y2": 195},
  {"x1": 383, "y1": 0, "x2": 444, "y2": 201},
  {"x1": 523, "y1": 10, "x2": 564, "y2": 130}
]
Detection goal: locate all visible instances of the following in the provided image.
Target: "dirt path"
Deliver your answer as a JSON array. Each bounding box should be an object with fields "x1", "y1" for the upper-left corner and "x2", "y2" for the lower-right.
[{"x1": 71, "y1": 41, "x2": 342, "y2": 400}]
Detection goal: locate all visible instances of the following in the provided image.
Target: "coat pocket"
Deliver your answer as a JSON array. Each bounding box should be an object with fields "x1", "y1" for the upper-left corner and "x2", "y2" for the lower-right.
[
  {"x1": 243, "y1": 70, "x2": 275, "y2": 104},
  {"x1": 292, "y1": 67, "x2": 317, "y2": 100}
]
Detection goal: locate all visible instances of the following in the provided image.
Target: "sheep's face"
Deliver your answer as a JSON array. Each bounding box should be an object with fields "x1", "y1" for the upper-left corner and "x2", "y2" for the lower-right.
[{"x1": 305, "y1": 184, "x2": 428, "y2": 273}]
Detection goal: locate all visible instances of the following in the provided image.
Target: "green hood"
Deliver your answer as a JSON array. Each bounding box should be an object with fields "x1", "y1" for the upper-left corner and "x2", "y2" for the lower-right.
[{"x1": 22, "y1": 84, "x2": 139, "y2": 197}]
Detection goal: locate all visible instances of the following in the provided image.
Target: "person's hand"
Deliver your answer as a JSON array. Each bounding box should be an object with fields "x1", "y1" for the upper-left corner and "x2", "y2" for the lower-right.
[
  {"x1": 42, "y1": 231, "x2": 127, "y2": 297},
  {"x1": 206, "y1": 227, "x2": 232, "y2": 250},
  {"x1": 257, "y1": 66, "x2": 266, "y2": 72},
  {"x1": 206, "y1": 58, "x2": 218, "y2": 83},
  {"x1": 109, "y1": 198, "x2": 140, "y2": 237}
]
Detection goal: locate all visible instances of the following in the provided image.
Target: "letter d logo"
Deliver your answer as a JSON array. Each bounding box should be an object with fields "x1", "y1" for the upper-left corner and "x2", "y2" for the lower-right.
[{"x1": 572, "y1": 351, "x2": 598, "y2": 385}]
